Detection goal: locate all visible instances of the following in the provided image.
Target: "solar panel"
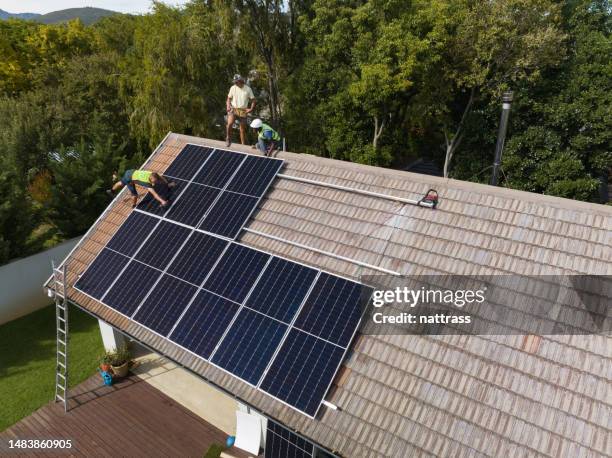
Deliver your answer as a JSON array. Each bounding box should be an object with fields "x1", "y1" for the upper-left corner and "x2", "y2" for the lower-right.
[
  {"x1": 102, "y1": 261, "x2": 161, "y2": 316},
  {"x1": 260, "y1": 329, "x2": 346, "y2": 417},
  {"x1": 106, "y1": 212, "x2": 159, "y2": 256},
  {"x1": 245, "y1": 257, "x2": 318, "y2": 323},
  {"x1": 212, "y1": 308, "x2": 287, "y2": 385},
  {"x1": 73, "y1": 144, "x2": 371, "y2": 418},
  {"x1": 136, "y1": 178, "x2": 187, "y2": 216},
  {"x1": 265, "y1": 420, "x2": 314, "y2": 458},
  {"x1": 226, "y1": 155, "x2": 283, "y2": 197},
  {"x1": 134, "y1": 221, "x2": 191, "y2": 270},
  {"x1": 198, "y1": 191, "x2": 259, "y2": 239},
  {"x1": 167, "y1": 232, "x2": 228, "y2": 285},
  {"x1": 165, "y1": 183, "x2": 220, "y2": 227},
  {"x1": 192, "y1": 149, "x2": 245, "y2": 188},
  {"x1": 163, "y1": 144, "x2": 214, "y2": 180},
  {"x1": 169, "y1": 290, "x2": 240, "y2": 359},
  {"x1": 75, "y1": 249, "x2": 129, "y2": 299},
  {"x1": 202, "y1": 243, "x2": 269, "y2": 303},
  {"x1": 133, "y1": 275, "x2": 198, "y2": 335},
  {"x1": 294, "y1": 273, "x2": 371, "y2": 347}
]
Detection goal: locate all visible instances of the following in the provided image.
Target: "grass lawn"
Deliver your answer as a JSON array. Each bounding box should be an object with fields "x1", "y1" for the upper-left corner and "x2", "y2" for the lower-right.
[{"x1": 0, "y1": 304, "x2": 103, "y2": 431}]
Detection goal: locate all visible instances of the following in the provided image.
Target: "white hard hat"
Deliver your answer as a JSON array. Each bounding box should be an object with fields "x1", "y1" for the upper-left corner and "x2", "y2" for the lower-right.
[{"x1": 250, "y1": 119, "x2": 263, "y2": 128}]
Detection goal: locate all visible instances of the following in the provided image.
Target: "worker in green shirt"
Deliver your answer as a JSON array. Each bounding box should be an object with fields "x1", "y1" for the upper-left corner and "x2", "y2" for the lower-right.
[
  {"x1": 250, "y1": 119, "x2": 280, "y2": 156},
  {"x1": 107, "y1": 169, "x2": 173, "y2": 208}
]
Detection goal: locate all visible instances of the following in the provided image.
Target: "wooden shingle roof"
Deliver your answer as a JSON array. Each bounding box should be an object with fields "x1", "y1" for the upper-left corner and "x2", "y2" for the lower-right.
[{"x1": 51, "y1": 133, "x2": 612, "y2": 457}]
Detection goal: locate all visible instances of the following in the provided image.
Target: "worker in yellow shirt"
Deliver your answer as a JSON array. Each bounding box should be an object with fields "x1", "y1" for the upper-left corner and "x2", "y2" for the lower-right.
[
  {"x1": 226, "y1": 74, "x2": 256, "y2": 147},
  {"x1": 106, "y1": 170, "x2": 174, "y2": 208}
]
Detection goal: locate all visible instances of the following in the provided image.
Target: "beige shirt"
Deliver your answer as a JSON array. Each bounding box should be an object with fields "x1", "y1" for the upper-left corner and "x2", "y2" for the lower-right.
[{"x1": 228, "y1": 84, "x2": 255, "y2": 109}]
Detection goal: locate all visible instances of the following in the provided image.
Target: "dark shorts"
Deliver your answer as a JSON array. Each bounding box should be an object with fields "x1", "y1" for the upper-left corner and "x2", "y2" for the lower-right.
[{"x1": 121, "y1": 169, "x2": 150, "y2": 196}]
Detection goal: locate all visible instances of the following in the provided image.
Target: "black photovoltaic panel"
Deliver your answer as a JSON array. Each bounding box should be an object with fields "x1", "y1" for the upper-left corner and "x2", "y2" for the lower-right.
[
  {"x1": 165, "y1": 183, "x2": 220, "y2": 227},
  {"x1": 260, "y1": 329, "x2": 345, "y2": 417},
  {"x1": 193, "y1": 149, "x2": 245, "y2": 188},
  {"x1": 294, "y1": 273, "x2": 372, "y2": 347},
  {"x1": 167, "y1": 232, "x2": 228, "y2": 285},
  {"x1": 133, "y1": 275, "x2": 198, "y2": 336},
  {"x1": 212, "y1": 308, "x2": 287, "y2": 385},
  {"x1": 102, "y1": 261, "x2": 161, "y2": 316},
  {"x1": 245, "y1": 258, "x2": 318, "y2": 324},
  {"x1": 72, "y1": 143, "x2": 369, "y2": 418},
  {"x1": 203, "y1": 244, "x2": 269, "y2": 303},
  {"x1": 164, "y1": 144, "x2": 214, "y2": 180},
  {"x1": 136, "y1": 178, "x2": 187, "y2": 216},
  {"x1": 75, "y1": 249, "x2": 129, "y2": 299},
  {"x1": 226, "y1": 155, "x2": 283, "y2": 197},
  {"x1": 134, "y1": 221, "x2": 191, "y2": 270},
  {"x1": 265, "y1": 420, "x2": 314, "y2": 458},
  {"x1": 198, "y1": 191, "x2": 258, "y2": 239},
  {"x1": 106, "y1": 212, "x2": 159, "y2": 257},
  {"x1": 169, "y1": 290, "x2": 240, "y2": 359}
]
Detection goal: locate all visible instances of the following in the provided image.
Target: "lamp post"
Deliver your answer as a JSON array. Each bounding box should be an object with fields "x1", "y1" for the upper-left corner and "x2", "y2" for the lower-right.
[{"x1": 490, "y1": 91, "x2": 513, "y2": 186}]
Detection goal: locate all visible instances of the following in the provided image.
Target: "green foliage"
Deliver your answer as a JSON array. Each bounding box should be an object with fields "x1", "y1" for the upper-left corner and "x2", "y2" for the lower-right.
[
  {"x1": 0, "y1": 169, "x2": 40, "y2": 263},
  {"x1": 47, "y1": 141, "x2": 127, "y2": 237},
  {"x1": 0, "y1": 0, "x2": 609, "y2": 263}
]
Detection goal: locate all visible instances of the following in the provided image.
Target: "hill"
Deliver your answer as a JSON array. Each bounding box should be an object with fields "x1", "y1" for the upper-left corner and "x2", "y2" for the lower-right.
[
  {"x1": 38, "y1": 7, "x2": 117, "y2": 25},
  {"x1": 0, "y1": 9, "x2": 40, "y2": 20},
  {"x1": 0, "y1": 7, "x2": 117, "y2": 25}
]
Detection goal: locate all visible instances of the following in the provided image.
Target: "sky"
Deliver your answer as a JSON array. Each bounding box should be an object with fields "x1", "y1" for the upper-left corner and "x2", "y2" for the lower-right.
[{"x1": 0, "y1": 0, "x2": 190, "y2": 15}]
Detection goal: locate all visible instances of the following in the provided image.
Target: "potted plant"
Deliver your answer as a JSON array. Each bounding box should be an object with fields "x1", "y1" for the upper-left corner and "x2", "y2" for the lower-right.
[
  {"x1": 99, "y1": 352, "x2": 113, "y2": 373},
  {"x1": 109, "y1": 345, "x2": 131, "y2": 378}
]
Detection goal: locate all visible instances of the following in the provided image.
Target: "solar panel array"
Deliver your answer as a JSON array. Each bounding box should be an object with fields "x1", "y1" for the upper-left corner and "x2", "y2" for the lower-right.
[
  {"x1": 74, "y1": 144, "x2": 373, "y2": 418},
  {"x1": 137, "y1": 144, "x2": 284, "y2": 239},
  {"x1": 265, "y1": 419, "x2": 314, "y2": 458}
]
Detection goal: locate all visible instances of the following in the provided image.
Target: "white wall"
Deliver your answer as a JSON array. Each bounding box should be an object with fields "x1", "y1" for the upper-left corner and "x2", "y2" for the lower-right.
[{"x1": 0, "y1": 238, "x2": 80, "y2": 325}]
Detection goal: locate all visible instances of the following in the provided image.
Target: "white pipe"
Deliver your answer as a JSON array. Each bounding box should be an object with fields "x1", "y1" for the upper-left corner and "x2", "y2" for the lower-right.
[
  {"x1": 277, "y1": 173, "x2": 435, "y2": 208},
  {"x1": 242, "y1": 228, "x2": 401, "y2": 276}
]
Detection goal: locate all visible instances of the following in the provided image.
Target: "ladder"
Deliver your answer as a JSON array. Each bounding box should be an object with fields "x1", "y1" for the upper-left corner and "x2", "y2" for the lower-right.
[{"x1": 52, "y1": 261, "x2": 69, "y2": 412}]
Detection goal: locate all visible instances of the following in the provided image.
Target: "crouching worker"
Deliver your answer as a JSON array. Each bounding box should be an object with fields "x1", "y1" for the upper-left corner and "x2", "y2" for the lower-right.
[
  {"x1": 250, "y1": 119, "x2": 280, "y2": 156},
  {"x1": 107, "y1": 169, "x2": 174, "y2": 208}
]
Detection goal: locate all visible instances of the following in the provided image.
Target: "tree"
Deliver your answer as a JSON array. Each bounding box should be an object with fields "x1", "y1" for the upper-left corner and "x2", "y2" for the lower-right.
[
  {"x1": 421, "y1": 0, "x2": 567, "y2": 177},
  {"x1": 47, "y1": 141, "x2": 128, "y2": 237},
  {"x1": 232, "y1": 0, "x2": 309, "y2": 127}
]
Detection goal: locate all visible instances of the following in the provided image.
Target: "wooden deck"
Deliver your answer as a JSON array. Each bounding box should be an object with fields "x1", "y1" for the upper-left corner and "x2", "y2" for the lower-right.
[{"x1": 0, "y1": 373, "x2": 251, "y2": 457}]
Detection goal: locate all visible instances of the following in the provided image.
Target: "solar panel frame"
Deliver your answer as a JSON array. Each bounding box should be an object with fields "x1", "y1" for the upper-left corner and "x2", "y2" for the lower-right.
[
  {"x1": 197, "y1": 191, "x2": 259, "y2": 239},
  {"x1": 259, "y1": 328, "x2": 346, "y2": 418},
  {"x1": 226, "y1": 154, "x2": 284, "y2": 197},
  {"x1": 192, "y1": 148, "x2": 247, "y2": 188},
  {"x1": 293, "y1": 273, "x2": 373, "y2": 347},
  {"x1": 74, "y1": 248, "x2": 130, "y2": 299},
  {"x1": 134, "y1": 220, "x2": 192, "y2": 271},
  {"x1": 101, "y1": 260, "x2": 162, "y2": 317},
  {"x1": 265, "y1": 419, "x2": 314, "y2": 458},
  {"x1": 202, "y1": 243, "x2": 271, "y2": 304},
  {"x1": 168, "y1": 289, "x2": 241, "y2": 360},
  {"x1": 211, "y1": 307, "x2": 288, "y2": 386},
  {"x1": 163, "y1": 144, "x2": 215, "y2": 181},
  {"x1": 132, "y1": 274, "x2": 199, "y2": 336},
  {"x1": 244, "y1": 257, "x2": 318, "y2": 324},
  {"x1": 167, "y1": 232, "x2": 229, "y2": 286},
  {"x1": 164, "y1": 182, "x2": 221, "y2": 227},
  {"x1": 72, "y1": 141, "x2": 373, "y2": 418},
  {"x1": 106, "y1": 212, "x2": 160, "y2": 257}
]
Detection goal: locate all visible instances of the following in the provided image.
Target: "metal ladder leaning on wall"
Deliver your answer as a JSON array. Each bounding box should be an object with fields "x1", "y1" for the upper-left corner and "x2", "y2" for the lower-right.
[{"x1": 51, "y1": 261, "x2": 69, "y2": 412}]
